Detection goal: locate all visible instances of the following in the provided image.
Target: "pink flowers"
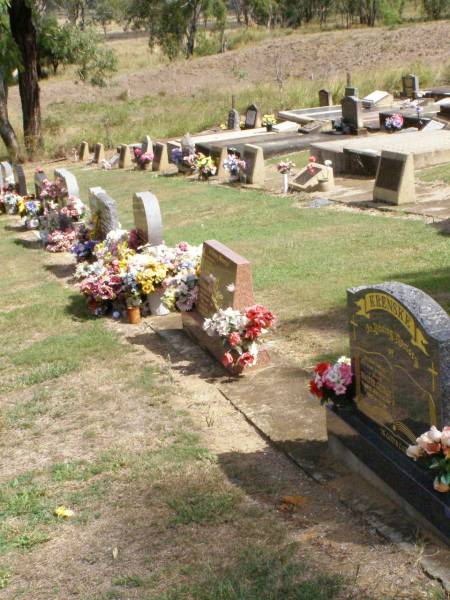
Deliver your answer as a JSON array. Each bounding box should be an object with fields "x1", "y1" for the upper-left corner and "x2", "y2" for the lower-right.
[
  {"x1": 309, "y1": 357, "x2": 354, "y2": 406},
  {"x1": 407, "y1": 426, "x2": 450, "y2": 493}
]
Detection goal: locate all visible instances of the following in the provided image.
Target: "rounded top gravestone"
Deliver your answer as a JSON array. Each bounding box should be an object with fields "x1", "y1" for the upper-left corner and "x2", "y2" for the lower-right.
[{"x1": 132, "y1": 192, "x2": 163, "y2": 247}]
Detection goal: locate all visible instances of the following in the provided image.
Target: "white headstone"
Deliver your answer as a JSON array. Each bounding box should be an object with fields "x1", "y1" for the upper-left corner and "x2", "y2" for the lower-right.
[
  {"x1": 132, "y1": 191, "x2": 163, "y2": 246},
  {"x1": 88, "y1": 187, "x2": 120, "y2": 239}
]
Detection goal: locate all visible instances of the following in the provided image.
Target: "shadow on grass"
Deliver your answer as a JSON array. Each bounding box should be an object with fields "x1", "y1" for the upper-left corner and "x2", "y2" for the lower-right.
[
  {"x1": 64, "y1": 292, "x2": 97, "y2": 321},
  {"x1": 4, "y1": 223, "x2": 27, "y2": 232},
  {"x1": 44, "y1": 263, "x2": 76, "y2": 281},
  {"x1": 126, "y1": 330, "x2": 233, "y2": 384},
  {"x1": 431, "y1": 219, "x2": 450, "y2": 237},
  {"x1": 14, "y1": 238, "x2": 42, "y2": 250}
]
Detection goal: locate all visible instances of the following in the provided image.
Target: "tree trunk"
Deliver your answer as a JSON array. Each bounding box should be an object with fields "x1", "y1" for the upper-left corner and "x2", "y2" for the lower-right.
[
  {"x1": 185, "y1": 1, "x2": 201, "y2": 57},
  {"x1": 0, "y1": 70, "x2": 21, "y2": 162},
  {"x1": 8, "y1": 0, "x2": 43, "y2": 158}
]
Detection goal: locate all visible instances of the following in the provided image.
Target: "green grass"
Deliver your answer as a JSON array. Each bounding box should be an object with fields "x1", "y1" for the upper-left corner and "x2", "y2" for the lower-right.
[
  {"x1": 419, "y1": 163, "x2": 450, "y2": 184},
  {"x1": 154, "y1": 546, "x2": 344, "y2": 600},
  {"x1": 168, "y1": 488, "x2": 238, "y2": 525}
]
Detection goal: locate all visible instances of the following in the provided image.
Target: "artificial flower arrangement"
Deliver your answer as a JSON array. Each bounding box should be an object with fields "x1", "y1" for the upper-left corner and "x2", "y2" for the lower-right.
[
  {"x1": 133, "y1": 147, "x2": 154, "y2": 170},
  {"x1": 203, "y1": 304, "x2": 275, "y2": 370},
  {"x1": 262, "y1": 114, "x2": 277, "y2": 130},
  {"x1": 406, "y1": 426, "x2": 450, "y2": 493},
  {"x1": 309, "y1": 357, "x2": 354, "y2": 407},
  {"x1": 223, "y1": 153, "x2": 246, "y2": 179},
  {"x1": 277, "y1": 160, "x2": 295, "y2": 175},
  {"x1": 18, "y1": 198, "x2": 44, "y2": 229},
  {"x1": 0, "y1": 188, "x2": 23, "y2": 215},
  {"x1": 384, "y1": 113, "x2": 404, "y2": 132},
  {"x1": 185, "y1": 152, "x2": 217, "y2": 180}
]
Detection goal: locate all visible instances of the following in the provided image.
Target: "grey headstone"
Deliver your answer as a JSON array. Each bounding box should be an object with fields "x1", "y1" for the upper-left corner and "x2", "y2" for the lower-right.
[
  {"x1": 373, "y1": 150, "x2": 415, "y2": 205},
  {"x1": 227, "y1": 108, "x2": 240, "y2": 131},
  {"x1": 1, "y1": 161, "x2": 14, "y2": 185},
  {"x1": 79, "y1": 141, "x2": 90, "y2": 161},
  {"x1": 319, "y1": 89, "x2": 333, "y2": 107},
  {"x1": 402, "y1": 74, "x2": 419, "y2": 99},
  {"x1": 244, "y1": 104, "x2": 261, "y2": 129},
  {"x1": 341, "y1": 96, "x2": 364, "y2": 131},
  {"x1": 132, "y1": 191, "x2": 163, "y2": 246},
  {"x1": 13, "y1": 164, "x2": 27, "y2": 196},
  {"x1": 181, "y1": 133, "x2": 195, "y2": 157},
  {"x1": 88, "y1": 187, "x2": 119, "y2": 240},
  {"x1": 54, "y1": 168, "x2": 80, "y2": 206},
  {"x1": 141, "y1": 135, "x2": 152, "y2": 154},
  {"x1": 348, "y1": 281, "x2": 450, "y2": 451}
]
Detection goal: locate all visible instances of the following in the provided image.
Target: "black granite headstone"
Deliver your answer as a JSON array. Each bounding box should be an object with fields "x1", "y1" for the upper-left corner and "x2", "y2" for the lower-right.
[{"x1": 348, "y1": 282, "x2": 450, "y2": 451}]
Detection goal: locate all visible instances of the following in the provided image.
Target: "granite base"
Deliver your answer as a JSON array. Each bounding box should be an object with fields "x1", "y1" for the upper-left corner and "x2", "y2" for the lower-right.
[
  {"x1": 327, "y1": 406, "x2": 450, "y2": 544},
  {"x1": 182, "y1": 309, "x2": 270, "y2": 376}
]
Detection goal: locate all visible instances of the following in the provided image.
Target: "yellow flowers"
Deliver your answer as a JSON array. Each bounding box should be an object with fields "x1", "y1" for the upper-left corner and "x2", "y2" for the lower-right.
[
  {"x1": 54, "y1": 505, "x2": 75, "y2": 519},
  {"x1": 136, "y1": 261, "x2": 169, "y2": 295}
]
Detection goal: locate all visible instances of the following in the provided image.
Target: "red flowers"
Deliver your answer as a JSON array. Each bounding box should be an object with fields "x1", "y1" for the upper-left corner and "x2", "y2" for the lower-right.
[
  {"x1": 222, "y1": 352, "x2": 234, "y2": 367},
  {"x1": 228, "y1": 332, "x2": 241, "y2": 347},
  {"x1": 237, "y1": 352, "x2": 255, "y2": 367},
  {"x1": 244, "y1": 304, "x2": 275, "y2": 340}
]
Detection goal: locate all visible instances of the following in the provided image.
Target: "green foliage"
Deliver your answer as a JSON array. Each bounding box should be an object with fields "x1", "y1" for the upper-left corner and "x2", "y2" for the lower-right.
[
  {"x1": 421, "y1": 0, "x2": 449, "y2": 18},
  {"x1": 168, "y1": 488, "x2": 238, "y2": 524}
]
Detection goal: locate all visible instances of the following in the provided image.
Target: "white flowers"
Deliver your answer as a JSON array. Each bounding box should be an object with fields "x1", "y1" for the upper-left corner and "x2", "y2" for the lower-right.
[{"x1": 203, "y1": 307, "x2": 248, "y2": 338}]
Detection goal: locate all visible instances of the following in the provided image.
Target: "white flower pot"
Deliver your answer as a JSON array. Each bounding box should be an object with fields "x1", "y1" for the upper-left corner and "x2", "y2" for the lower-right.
[
  {"x1": 147, "y1": 290, "x2": 170, "y2": 316},
  {"x1": 282, "y1": 173, "x2": 289, "y2": 193}
]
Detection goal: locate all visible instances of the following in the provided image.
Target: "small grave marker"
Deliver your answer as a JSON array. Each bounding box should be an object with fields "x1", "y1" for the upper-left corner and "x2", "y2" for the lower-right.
[
  {"x1": 88, "y1": 187, "x2": 119, "y2": 240},
  {"x1": 289, "y1": 162, "x2": 334, "y2": 193},
  {"x1": 243, "y1": 144, "x2": 264, "y2": 186},
  {"x1": 93, "y1": 143, "x2": 105, "y2": 164},
  {"x1": 244, "y1": 104, "x2": 262, "y2": 129},
  {"x1": 79, "y1": 141, "x2": 90, "y2": 161},
  {"x1": 119, "y1": 144, "x2": 132, "y2": 169},
  {"x1": 141, "y1": 135, "x2": 152, "y2": 154},
  {"x1": 132, "y1": 191, "x2": 163, "y2": 246},
  {"x1": 227, "y1": 108, "x2": 240, "y2": 131},
  {"x1": 402, "y1": 74, "x2": 419, "y2": 99},
  {"x1": 152, "y1": 142, "x2": 170, "y2": 173},
  {"x1": 341, "y1": 96, "x2": 364, "y2": 133},
  {"x1": 319, "y1": 89, "x2": 333, "y2": 107},
  {"x1": 373, "y1": 150, "x2": 415, "y2": 205}
]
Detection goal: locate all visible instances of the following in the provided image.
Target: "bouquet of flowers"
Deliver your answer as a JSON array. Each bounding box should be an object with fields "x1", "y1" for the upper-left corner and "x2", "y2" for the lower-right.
[
  {"x1": 39, "y1": 177, "x2": 63, "y2": 204},
  {"x1": 60, "y1": 196, "x2": 87, "y2": 222},
  {"x1": 309, "y1": 357, "x2": 354, "y2": 407},
  {"x1": 277, "y1": 160, "x2": 295, "y2": 175},
  {"x1": 19, "y1": 199, "x2": 43, "y2": 229},
  {"x1": 171, "y1": 147, "x2": 183, "y2": 165},
  {"x1": 203, "y1": 304, "x2": 275, "y2": 369},
  {"x1": 262, "y1": 114, "x2": 277, "y2": 130},
  {"x1": 189, "y1": 152, "x2": 217, "y2": 179},
  {"x1": 223, "y1": 153, "x2": 246, "y2": 178},
  {"x1": 133, "y1": 147, "x2": 154, "y2": 169},
  {"x1": 1, "y1": 190, "x2": 22, "y2": 214},
  {"x1": 406, "y1": 426, "x2": 450, "y2": 493},
  {"x1": 384, "y1": 113, "x2": 404, "y2": 131},
  {"x1": 46, "y1": 228, "x2": 77, "y2": 253}
]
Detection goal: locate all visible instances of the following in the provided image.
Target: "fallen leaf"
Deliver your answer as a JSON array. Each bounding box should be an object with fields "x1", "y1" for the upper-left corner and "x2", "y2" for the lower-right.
[{"x1": 282, "y1": 495, "x2": 307, "y2": 507}]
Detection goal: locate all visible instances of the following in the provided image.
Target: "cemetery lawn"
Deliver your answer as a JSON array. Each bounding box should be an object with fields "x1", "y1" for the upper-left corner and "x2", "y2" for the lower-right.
[{"x1": 45, "y1": 162, "x2": 450, "y2": 367}]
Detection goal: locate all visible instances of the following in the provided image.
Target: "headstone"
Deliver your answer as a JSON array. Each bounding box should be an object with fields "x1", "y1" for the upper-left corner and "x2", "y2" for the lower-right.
[
  {"x1": 243, "y1": 144, "x2": 265, "y2": 186},
  {"x1": 141, "y1": 135, "x2": 152, "y2": 154},
  {"x1": 227, "y1": 108, "x2": 240, "y2": 131},
  {"x1": 132, "y1": 191, "x2": 163, "y2": 246},
  {"x1": 289, "y1": 162, "x2": 334, "y2": 193},
  {"x1": 179, "y1": 134, "x2": 195, "y2": 173},
  {"x1": 373, "y1": 150, "x2": 415, "y2": 205},
  {"x1": 345, "y1": 86, "x2": 358, "y2": 98},
  {"x1": 93, "y1": 143, "x2": 105, "y2": 164},
  {"x1": 319, "y1": 89, "x2": 333, "y2": 107},
  {"x1": 13, "y1": 164, "x2": 27, "y2": 196},
  {"x1": 402, "y1": 74, "x2": 419, "y2": 99},
  {"x1": 152, "y1": 142, "x2": 170, "y2": 173},
  {"x1": 182, "y1": 240, "x2": 269, "y2": 374},
  {"x1": 1, "y1": 161, "x2": 14, "y2": 185},
  {"x1": 362, "y1": 90, "x2": 394, "y2": 109},
  {"x1": 54, "y1": 168, "x2": 80, "y2": 206},
  {"x1": 244, "y1": 104, "x2": 262, "y2": 129},
  {"x1": 88, "y1": 187, "x2": 119, "y2": 240},
  {"x1": 79, "y1": 141, "x2": 90, "y2": 161},
  {"x1": 341, "y1": 96, "x2": 364, "y2": 133},
  {"x1": 34, "y1": 170, "x2": 48, "y2": 198},
  {"x1": 119, "y1": 144, "x2": 132, "y2": 169},
  {"x1": 326, "y1": 281, "x2": 450, "y2": 542}
]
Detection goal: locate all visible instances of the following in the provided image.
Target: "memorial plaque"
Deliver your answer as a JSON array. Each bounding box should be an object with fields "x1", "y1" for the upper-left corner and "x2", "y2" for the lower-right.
[
  {"x1": 402, "y1": 74, "x2": 419, "y2": 99},
  {"x1": 88, "y1": 187, "x2": 119, "y2": 239},
  {"x1": 348, "y1": 282, "x2": 450, "y2": 452},
  {"x1": 13, "y1": 164, "x2": 27, "y2": 196},
  {"x1": 341, "y1": 96, "x2": 364, "y2": 131},
  {"x1": 93, "y1": 143, "x2": 105, "y2": 164},
  {"x1": 373, "y1": 150, "x2": 415, "y2": 205},
  {"x1": 132, "y1": 192, "x2": 163, "y2": 246},
  {"x1": 244, "y1": 104, "x2": 261, "y2": 129},
  {"x1": 196, "y1": 240, "x2": 254, "y2": 319}
]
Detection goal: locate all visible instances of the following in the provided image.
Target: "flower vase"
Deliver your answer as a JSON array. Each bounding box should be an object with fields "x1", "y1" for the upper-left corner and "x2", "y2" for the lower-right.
[
  {"x1": 282, "y1": 173, "x2": 289, "y2": 193},
  {"x1": 127, "y1": 306, "x2": 141, "y2": 325},
  {"x1": 147, "y1": 290, "x2": 170, "y2": 316}
]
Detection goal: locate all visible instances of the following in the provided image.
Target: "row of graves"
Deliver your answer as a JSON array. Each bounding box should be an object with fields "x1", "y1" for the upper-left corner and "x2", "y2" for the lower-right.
[{"x1": 1, "y1": 159, "x2": 450, "y2": 546}]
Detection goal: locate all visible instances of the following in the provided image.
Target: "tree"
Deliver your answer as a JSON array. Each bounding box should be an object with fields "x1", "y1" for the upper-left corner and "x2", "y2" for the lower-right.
[
  {"x1": 0, "y1": 13, "x2": 21, "y2": 160},
  {"x1": 422, "y1": 0, "x2": 448, "y2": 18},
  {"x1": 8, "y1": 0, "x2": 43, "y2": 157}
]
